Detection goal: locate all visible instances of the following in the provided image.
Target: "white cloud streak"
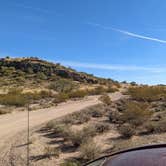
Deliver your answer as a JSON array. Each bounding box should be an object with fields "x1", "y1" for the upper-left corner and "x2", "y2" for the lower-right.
[
  {"x1": 87, "y1": 22, "x2": 166, "y2": 44},
  {"x1": 61, "y1": 60, "x2": 166, "y2": 73}
]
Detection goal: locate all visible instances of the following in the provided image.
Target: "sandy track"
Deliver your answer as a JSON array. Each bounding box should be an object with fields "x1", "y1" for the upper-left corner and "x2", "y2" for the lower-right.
[{"x1": 0, "y1": 92, "x2": 123, "y2": 161}]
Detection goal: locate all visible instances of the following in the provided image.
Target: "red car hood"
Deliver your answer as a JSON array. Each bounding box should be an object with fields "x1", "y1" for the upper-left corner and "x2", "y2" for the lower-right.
[{"x1": 85, "y1": 144, "x2": 166, "y2": 166}]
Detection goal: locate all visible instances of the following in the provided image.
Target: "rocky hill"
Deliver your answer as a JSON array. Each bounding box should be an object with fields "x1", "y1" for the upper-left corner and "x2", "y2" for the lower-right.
[
  {"x1": 0, "y1": 57, "x2": 117, "y2": 86},
  {"x1": 0, "y1": 57, "x2": 120, "y2": 112}
]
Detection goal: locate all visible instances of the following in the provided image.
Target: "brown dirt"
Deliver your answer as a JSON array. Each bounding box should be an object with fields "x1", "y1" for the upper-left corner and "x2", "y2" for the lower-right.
[{"x1": 0, "y1": 91, "x2": 124, "y2": 165}]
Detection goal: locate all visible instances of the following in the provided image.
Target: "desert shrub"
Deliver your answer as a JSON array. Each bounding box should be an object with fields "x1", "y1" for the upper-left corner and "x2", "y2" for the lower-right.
[
  {"x1": 65, "y1": 126, "x2": 96, "y2": 147},
  {"x1": 153, "y1": 119, "x2": 166, "y2": 133},
  {"x1": 39, "y1": 90, "x2": 53, "y2": 98},
  {"x1": 66, "y1": 129, "x2": 86, "y2": 147},
  {"x1": 106, "y1": 86, "x2": 118, "y2": 93},
  {"x1": 109, "y1": 111, "x2": 122, "y2": 124},
  {"x1": 127, "y1": 86, "x2": 166, "y2": 102},
  {"x1": 140, "y1": 119, "x2": 166, "y2": 135},
  {"x1": 88, "y1": 86, "x2": 106, "y2": 95},
  {"x1": 54, "y1": 124, "x2": 69, "y2": 134},
  {"x1": 61, "y1": 114, "x2": 76, "y2": 124},
  {"x1": 0, "y1": 66, "x2": 15, "y2": 76},
  {"x1": 49, "y1": 79, "x2": 76, "y2": 93},
  {"x1": 0, "y1": 93, "x2": 28, "y2": 107},
  {"x1": 72, "y1": 112, "x2": 90, "y2": 124},
  {"x1": 45, "y1": 120, "x2": 70, "y2": 136},
  {"x1": 80, "y1": 139, "x2": 101, "y2": 161},
  {"x1": 83, "y1": 104, "x2": 105, "y2": 118},
  {"x1": 53, "y1": 93, "x2": 69, "y2": 104},
  {"x1": 24, "y1": 90, "x2": 53, "y2": 101},
  {"x1": 46, "y1": 120, "x2": 59, "y2": 129},
  {"x1": 37, "y1": 72, "x2": 47, "y2": 80},
  {"x1": 87, "y1": 108, "x2": 104, "y2": 118},
  {"x1": 113, "y1": 81, "x2": 121, "y2": 88},
  {"x1": 8, "y1": 87, "x2": 23, "y2": 94},
  {"x1": 14, "y1": 76, "x2": 25, "y2": 82},
  {"x1": 82, "y1": 126, "x2": 97, "y2": 137},
  {"x1": 99, "y1": 94, "x2": 112, "y2": 105},
  {"x1": 60, "y1": 160, "x2": 80, "y2": 166},
  {"x1": 118, "y1": 124, "x2": 135, "y2": 138},
  {"x1": 121, "y1": 102, "x2": 152, "y2": 127},
  {"x1": 43, "y1": 146, "x2": 60, "y2": 158},
  {"x1": 0, "y1": 109, "x2": 10, "y2": 115},
  {"x1": 94, "y1": 123, "x2": 110, "y2": 133},
  {"x1": 68, "y1": 90, "x2": 88, "y2": 98},
  {"x1": 61, "y1": 112, "x2": 90, "y2": 125}
]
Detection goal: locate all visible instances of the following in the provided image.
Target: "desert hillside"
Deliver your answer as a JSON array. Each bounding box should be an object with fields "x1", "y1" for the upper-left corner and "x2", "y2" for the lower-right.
[{"x1": 0, "y1": 57, "x2": 120, "y2": 114}]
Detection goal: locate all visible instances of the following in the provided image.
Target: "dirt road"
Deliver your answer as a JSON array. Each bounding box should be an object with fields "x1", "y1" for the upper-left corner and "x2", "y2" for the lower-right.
[{"x1": 0, "y1": 92, "x2": 123, "y2": 162}]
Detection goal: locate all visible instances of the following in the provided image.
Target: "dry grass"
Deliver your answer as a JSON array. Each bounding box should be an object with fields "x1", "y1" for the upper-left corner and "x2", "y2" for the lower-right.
[{"x1": 127, "y1": 86, "x2": 166, "y2": 102}]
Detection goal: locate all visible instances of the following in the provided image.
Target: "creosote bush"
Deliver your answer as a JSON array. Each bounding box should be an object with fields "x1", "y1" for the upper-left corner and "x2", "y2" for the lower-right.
[
  {"x1": 84, "y1": 104, "x2": 105, "y2": 118},
  {"x1": 106, "y1": 86, "x2": 119, "y2": 93},
  {"x1": 0, "y1": 88, "x2": 54, "y2": 107},
  {"x1": 139, "y1": 118, "x2": 166, "y2": 135},
  {"x1": 118, "y1": 124, "x2": 135, "y2": 138},
  {"x1": 88, "y1": 86, "x2": 106, "y2": 95},
  {"x1": 109, "y1": 111, "x2": 122, "y2": 124},
  {"x1": 0, "y1": 92, "x2": 28, "y2": 107},
  {"x1": 68, "y1": 90, "x2": 88, "y2": 98},
  {"x1": 65, "y1": 126, "x2": 96, "y2": 147},
  {"x1": 127, "y1": 86, "x2": 166, "y2": 102},
  {"x1": 61, "y1": 111, "x2": 90, "y2": 125},
  {"x1": 121, "y1": 102, "x2": 152, "y2": 127},
  {"x1": 94, "y1": 122, "x2": 110, "y2": 133},
  {"x1": 43, "y1": 146, "x2": 60, "y2": 158},
  {"x1": 53, "y1": 93, "x2": 69, "y2": 104},
  {"x1": 60, "y1": 160, "x2": 80, "y2": 166},
  {"x1": 45, "y1": 121, "x2": 70, "y2": 138},
  {"x1": 49, "y1": 79, "x2": 76, "y2": 93},
  {"x1": 99, "y1": 94, "x2": 112, "y2": 105},
  {"x1": 80, "y1": 139, "x2": 101, "y2": 161}
]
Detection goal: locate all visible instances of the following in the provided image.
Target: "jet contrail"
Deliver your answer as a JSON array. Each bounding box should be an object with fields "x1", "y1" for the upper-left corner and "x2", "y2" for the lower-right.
[{"x1": 87, "y1": 22, "x2": 166, "y2": 44}]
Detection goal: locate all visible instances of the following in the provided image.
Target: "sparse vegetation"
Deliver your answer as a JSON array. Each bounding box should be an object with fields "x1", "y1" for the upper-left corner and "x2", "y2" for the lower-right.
[
  {"x1": 118, "y1": 123, "x2": 135, "y2": 138},
  {"x1": 86, "y1": 105, "x2": 104, "y2": 117},
  {"x1": 1, "y1": 57, "x2": 166, "y2": 166},
  {"x1": 68, "y1": 90, "x2": 88, "y2": 98},
  {"x1": 0, "y1": 91, "x2": 28, "y2": 107},
  {"x1": 94, "y1": 122, "x2": 110, "y2": 133},
  {"x1": 0, "y1": 109, "x2": 10, "y2": 115},
  {"x1": 0, "y1": 88, "x2": 54, "y2": 107},
  {"x1": 120, "y1": 102, "x2": 152, "y2": 127},
  {"x1": 61, "y1": 111, "x2": 91, "y2": 125},
  {"x1": 43, "y1": 146, "x2": 60, "y2": 158},
  {"x1": 61, "y1": 160, "x2": 80, "y2": 166},
  {"x1": 80, "y1": 139, "x2": 101, "y2": 161},
  {"x1": 53, "y1": 93, "x2": 69, "y2": 104},
  {"x1": 62, "y1": 125, "x2": 97, "y2": 147},
  {"x1": 0, "y1": 57, "x2": 120, "y2": 114},
  {"x1": 99, "y1": 94, "x2": 112, "y2": 105},
  {"x1": 49, "y1": 79, "x2": 77, "y2": 93},
  {"x1": 127, "y1": 86, "x2": 166, "y2": 102}
]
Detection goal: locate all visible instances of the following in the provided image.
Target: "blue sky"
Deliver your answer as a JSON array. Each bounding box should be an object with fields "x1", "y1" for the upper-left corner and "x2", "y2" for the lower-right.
[{"x1": 1, "y1": 0, "x2": 166, "y2": 84}]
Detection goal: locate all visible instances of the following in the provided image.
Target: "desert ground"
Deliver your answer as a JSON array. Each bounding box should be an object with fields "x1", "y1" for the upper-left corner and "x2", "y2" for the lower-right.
[{"x1": 0, "y1": 91, "x2": 124, "y2": 165}]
